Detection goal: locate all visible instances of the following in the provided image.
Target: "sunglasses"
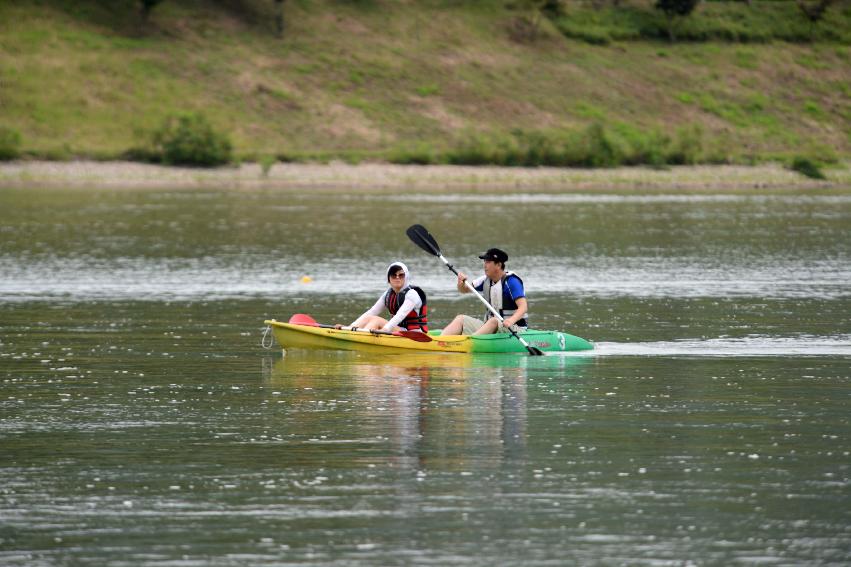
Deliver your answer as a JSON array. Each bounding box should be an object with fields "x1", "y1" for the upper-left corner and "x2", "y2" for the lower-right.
[{"x1": 389, "y1": 272, "x2": 405, "y2": 279}]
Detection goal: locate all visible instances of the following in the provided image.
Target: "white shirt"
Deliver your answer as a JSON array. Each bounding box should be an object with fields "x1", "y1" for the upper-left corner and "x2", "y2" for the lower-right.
[{"x1": 354, "y1": 288, "x2": 423, "y2": 332}]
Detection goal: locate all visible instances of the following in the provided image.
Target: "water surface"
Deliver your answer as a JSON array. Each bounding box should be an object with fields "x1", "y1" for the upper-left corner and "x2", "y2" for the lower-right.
[{"x1": 1, "y1": 186, "x2": 850, "y2": 565}]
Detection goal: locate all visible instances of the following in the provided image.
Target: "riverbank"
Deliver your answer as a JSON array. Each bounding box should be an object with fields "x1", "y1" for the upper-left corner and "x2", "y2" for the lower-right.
[
  {"x1": 1, "y1": 160, "x2": 850, "y2": 193},
  {"x1": 4, "y1": 3, "x2": 850, "y2": 166}
]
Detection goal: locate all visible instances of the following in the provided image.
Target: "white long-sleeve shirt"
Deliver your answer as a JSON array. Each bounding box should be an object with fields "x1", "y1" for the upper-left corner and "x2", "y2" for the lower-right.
[{"x1": 352, "y1": 288, "x2": 423, "y2": 332}]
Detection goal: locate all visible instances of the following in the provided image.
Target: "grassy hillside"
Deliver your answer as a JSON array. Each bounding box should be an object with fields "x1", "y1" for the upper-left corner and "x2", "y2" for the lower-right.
[{"x1": 1, "y1": 0, "x2": 849, "y2": 166}]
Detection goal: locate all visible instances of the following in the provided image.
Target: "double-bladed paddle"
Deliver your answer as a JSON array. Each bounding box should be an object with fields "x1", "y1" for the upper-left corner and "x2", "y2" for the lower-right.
[
  {"x1": 288, "y1": 313, "x2": 432, "y2": 342},
  {"x1": 406, "y1": 224, "x2": 543, "y2": 356}
]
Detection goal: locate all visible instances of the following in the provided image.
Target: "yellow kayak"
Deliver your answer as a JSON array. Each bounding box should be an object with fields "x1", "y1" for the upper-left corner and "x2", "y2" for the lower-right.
[{"x1": 265, "y1": 319, "x2": 470, "y2": 354}]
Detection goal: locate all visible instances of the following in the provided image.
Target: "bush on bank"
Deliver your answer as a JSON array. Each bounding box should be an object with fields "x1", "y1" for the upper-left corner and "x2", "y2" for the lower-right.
[
  {"x1": 549, "y1": 1, "x2": 851, "y2": 45},
  {"x1": 136, "y1": 113, "x2": 233, "y2": 167},
  {"x1": 789, "y1": 156, "x2": 826, "y2": 179},
  {"x1": 439, "y1": 123, "x2": 704, "y2": 168},
  {"x1": 0, "y1": 127, "x2": 22, "y2": 161}
]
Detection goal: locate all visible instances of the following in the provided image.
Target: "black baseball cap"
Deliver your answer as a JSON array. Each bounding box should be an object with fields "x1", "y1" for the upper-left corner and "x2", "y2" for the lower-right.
[{"x1": 478, "y1": 248, "x2": 508, "y2": 263}]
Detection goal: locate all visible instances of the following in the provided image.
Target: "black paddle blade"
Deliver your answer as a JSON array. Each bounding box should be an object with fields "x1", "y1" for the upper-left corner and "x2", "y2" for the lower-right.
[
  {"x1": 509, "y1": 329, "x2": 544, "y2": 356},
  {"x1": 406, "y1": 224, "x2": 441, "y2": 257}
]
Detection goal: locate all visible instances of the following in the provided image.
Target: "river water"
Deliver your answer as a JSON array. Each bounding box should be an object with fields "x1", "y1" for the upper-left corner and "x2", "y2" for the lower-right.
[{"x1": 1, "y1": 186, "x2": 850, "y2": 565}]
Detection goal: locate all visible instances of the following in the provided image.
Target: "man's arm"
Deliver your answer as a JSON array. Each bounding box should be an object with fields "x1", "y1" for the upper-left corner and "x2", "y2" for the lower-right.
[
  {"x1": 503, "y1": 297, "x2": 528, "y2": 328},
  {"x1": 458, "y1": 273, "x2": 485, "y2": 294}
]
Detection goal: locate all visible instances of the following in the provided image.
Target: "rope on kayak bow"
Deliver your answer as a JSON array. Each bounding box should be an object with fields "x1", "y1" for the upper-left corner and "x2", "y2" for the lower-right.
[{"x1": 261, "y1": 325, "x2": 274, "y2": 349}]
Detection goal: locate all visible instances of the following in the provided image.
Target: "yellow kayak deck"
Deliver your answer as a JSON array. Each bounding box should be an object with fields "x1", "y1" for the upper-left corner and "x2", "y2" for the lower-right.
[{"x1": 264, "y1": 319, "x2": 471, "y2": 354}]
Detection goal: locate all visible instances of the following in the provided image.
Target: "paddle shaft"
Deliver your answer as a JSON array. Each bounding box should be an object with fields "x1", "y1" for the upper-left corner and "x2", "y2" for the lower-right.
[{"x1": 312, "y1": 321, "x2": 429, "y2": 340}]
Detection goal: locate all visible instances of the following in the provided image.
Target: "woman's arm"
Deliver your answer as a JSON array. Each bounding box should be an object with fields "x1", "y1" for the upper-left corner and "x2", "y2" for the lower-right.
[
  {"x1": 350, "y1": 294, "x2": 386, "y2": 327},
  {"x1": 381, "y1": 292, "x2": 422, "y2": 331}
]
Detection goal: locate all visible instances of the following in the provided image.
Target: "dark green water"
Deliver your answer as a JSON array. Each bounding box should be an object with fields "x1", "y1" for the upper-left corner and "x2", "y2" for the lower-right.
[{"x1": 1, "y1": 187, "x2": 850, "y2": 565}]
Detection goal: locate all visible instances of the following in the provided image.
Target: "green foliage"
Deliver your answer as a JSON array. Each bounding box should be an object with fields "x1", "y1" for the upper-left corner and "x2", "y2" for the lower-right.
[
  {"x1": 0, "y1": 127, "x2": 23, "y2": 160},
  {"x1": 139, "y1": 0, "x2": 164, "y2": 21},
  {"x1": 676, "y1": 92, "x2": 695, "y2": 104},
  {"x1": 549, "y1": 1, "x2": 851, "y2": 44},
  {"x1": 389, "y1": 143, "x2": 441, "y2": 165},
  {"x1": 656, "y1": 0, "x2": 702, "y2": 41},
  {"x1": 804, "y1": 100, "x2": 824, "y2": 117},
  {"x1": 668, "y1": 124, "x2": 704, "y2": 165},
  {"x1": 579, "y1": 123, "x2": 621, "y2": 167},
  {"x1": 259, "y1": 155, "x2": 277, "y2": 177},
  {"x1": 789, "y1": 156, "x2": 826, "y2": 179},
  {"x1": 149, "y1": 113, "x2": 233, "y2": 167},
  {"x1": 415, "y1": 84, "x2": 440, "y2": 97},
  {"x1": 656, "y1": 0, "x2": 701, "y2": 19},
  {"x1": 796, "y1": 0, "x2": 834, "y2": 24},
  {"x1": 734, "y1": 48, "x2": 759, "y2": 69},
  {"x1": 443, "y1": 123, "x2": 704, "y2": 169},
  {"x1": 506, "y1": 0, "x2": 549, "y2": 42}
]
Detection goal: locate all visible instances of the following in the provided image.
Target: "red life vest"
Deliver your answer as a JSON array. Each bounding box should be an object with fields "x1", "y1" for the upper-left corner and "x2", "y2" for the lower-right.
[{"x1": 384, "y1": 286, "x2": 428, "y2": 332}]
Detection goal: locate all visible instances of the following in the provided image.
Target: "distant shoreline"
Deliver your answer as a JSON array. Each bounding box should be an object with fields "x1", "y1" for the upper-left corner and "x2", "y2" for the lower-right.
[{"x1": 1, "y1": 160, "x2": 849, "y2": 192}]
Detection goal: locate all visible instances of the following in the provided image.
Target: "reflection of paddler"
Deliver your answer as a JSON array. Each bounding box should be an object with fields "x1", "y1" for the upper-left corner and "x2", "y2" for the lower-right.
[{"x1": 470, "y1": 352, "x2": 592, "y2": 373}]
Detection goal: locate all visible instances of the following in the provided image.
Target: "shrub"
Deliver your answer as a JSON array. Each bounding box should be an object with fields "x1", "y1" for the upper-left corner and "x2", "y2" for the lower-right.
[
  {"x1": 546, "y1": 1, "x2": 849, "y2": 44},
  {"x1": 0, "y1": 127, "x2": 22, "y2": 161},
  {"x1": 789, "y1": 156, "x2": 826, "y2": 179},
  {"x1": 446, "y1": 123, "x2": 708, "y2": 169},
  {"x1": 667, "y1": 124, "x2": 704, "y2": 165},
  {"x1": 150, "y1": 113, "x2": 233, "y2": 167},
  {"x1": 389, "y1": 143, "x2": 440, "y2": 165},
  {"x1": 578, "y1": 123, "x2": 622, "y2": 167},
  {"x1": 259, "y1": 155, "x2": 277, "y2": 177},
  {"x1": 551, "y1": 19, "x2": 613, "y2": 44}
]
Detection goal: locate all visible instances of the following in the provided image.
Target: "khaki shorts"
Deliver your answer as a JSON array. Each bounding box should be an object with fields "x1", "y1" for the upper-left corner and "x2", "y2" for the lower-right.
[{"x1": 458, "y1": 315, "x2": 525, "y2": 335}]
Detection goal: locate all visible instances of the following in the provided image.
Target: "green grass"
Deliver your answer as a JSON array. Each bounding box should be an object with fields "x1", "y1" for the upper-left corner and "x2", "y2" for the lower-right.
[{"x1": 0, "y1": 0, "x2": 849, "y2": 166}]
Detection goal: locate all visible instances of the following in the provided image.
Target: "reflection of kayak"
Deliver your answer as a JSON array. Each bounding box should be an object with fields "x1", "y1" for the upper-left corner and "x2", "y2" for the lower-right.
[
  {"x1": 269, "y1": 351, "x2": 590, "y2": 381},
  {"x1": 264, "y1": 319, "x2": 594, "y2": 354}
]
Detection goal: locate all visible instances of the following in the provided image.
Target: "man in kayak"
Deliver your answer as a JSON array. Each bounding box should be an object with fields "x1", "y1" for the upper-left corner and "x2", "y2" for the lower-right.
[
  {"x1": 440, "y1": 248, "x2": 528, "y2": 336},
  {"x1": 338, "y1": 262, "x2": 428, "y2": 333}
]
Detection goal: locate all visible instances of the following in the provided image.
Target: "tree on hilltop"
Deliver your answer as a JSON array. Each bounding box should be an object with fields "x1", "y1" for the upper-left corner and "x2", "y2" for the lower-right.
[
  {"x1": 507, "y1": 0, "x2": 549, "y2": 42},
  {"x1": 274, "y1": 0, "x2": 286, "y2": 38},
  {"x1": 655, "y1": 0, "x2": 700, "y2": 42},
  {"x1": 796, "y1": 0, "x2": 835, "y2": 36},
  {"x1": 140, "y1": 0, "x2": 164, "y2": 23}
]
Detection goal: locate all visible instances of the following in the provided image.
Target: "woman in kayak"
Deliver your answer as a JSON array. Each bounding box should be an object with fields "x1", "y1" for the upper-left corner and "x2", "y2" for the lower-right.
[{"x1": 338, "y1": 262, "x2": 429, "y2": 333}]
